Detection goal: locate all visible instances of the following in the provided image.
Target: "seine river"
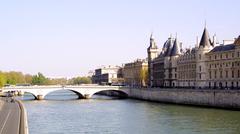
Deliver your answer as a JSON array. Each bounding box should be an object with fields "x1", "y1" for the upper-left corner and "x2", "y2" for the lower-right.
[{"x1": 20, "y1": 90, "x2": 240, "y2": 134}]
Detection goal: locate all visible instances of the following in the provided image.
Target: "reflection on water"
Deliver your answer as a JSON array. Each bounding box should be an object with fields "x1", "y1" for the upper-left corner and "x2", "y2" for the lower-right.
[{"x1": 20, "y1": 90, "x2": 240, "y2": 134}]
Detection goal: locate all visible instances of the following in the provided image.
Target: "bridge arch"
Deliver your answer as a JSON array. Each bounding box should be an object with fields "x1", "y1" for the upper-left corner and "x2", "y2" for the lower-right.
[
  {"x1": 42, "y1": 88, "x2": 85, "y2": 99},
  {"x1": 88, "y1": 89, "x2": 128, "y2": 99},
  {"x1": 22, "y1": 91, "x2": 38, "y2": 100}
]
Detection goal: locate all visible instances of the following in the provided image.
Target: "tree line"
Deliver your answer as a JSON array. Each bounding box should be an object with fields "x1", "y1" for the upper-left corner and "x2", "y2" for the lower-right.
[{"x1": 0, "y1": 71, "x2": 91, "y2": 88}]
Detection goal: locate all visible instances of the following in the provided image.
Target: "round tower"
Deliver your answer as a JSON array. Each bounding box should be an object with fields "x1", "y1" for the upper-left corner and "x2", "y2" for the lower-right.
[{"x1": 195, "y1": 27, "x2": 213, "y2": 89}]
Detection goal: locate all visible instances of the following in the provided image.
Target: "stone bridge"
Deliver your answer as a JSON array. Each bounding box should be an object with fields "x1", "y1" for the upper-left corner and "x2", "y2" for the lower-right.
[{"x1": 2, "y1": 85, "x2": 129, "y2": 100}]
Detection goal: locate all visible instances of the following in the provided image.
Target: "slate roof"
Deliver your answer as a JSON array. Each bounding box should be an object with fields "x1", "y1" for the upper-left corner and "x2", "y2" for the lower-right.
[
  {"x1": 199, "y1": 28, "x2": 212, "y2": 48},
  {"x1": 209, "y1": 44, "x2": 235, "y2": 53},
  {"x1": 170, "y1": 38, "x2": 181, "y2": 56},
  {"x1": 163, "y1": 37, "x2": 174, "y2": 56}
]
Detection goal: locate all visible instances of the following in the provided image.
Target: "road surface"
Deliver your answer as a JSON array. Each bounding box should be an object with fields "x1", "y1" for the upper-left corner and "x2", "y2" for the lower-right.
[{"x1": 0, "y1": 98, "x2": 21, "y2": 134}]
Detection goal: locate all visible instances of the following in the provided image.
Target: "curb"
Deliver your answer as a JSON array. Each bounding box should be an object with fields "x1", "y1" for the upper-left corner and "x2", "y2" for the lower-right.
[{"x1": 15, "y1": 100, "x2": 29, "y2": 134}]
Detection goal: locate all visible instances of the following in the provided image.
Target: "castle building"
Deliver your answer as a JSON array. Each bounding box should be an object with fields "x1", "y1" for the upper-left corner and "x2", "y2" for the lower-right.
[
  {"x1": 147, "y1": 34, "x2": 159, "y2": 87},
  {"x1": 148, "y1": 34, "x2": 182, "y2": 87},
  {"x1": 147, "y1": 26, "x2": 240, "y2": 89}
]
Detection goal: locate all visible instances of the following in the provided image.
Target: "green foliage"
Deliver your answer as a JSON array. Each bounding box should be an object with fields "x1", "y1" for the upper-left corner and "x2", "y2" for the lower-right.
[
  {"x1": 140, "y1": 68, "x2": 148, "y2": 87},
  {"x1": 69, "y1": 77, "x2": 92, "y2": 85},
  {"x1": 0, "y1": 72, "x2": 6, "y2": 88},
  {"x1": 24, "y1": 74, "x2": 33, "y2": 84},
  {"x1": 47, "y1": 78, "x2": 68, "y2": 85},
  {"x1": 31, "y1": 72, "x2": 48, "y2": 85},
  {"x1": 0, "y1": 70, "x2": 92, "y2": 86},
  {"x1": 3, "y1": 71, "x2": 25, "y2": 85}
]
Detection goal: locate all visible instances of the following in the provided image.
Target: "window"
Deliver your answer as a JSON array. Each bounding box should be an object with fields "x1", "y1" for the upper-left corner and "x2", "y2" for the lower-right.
[
  {"x1": 199, "y1": 54, "x2": 201, "y2": 60},
  {"x1": 209, "y1": 71, "x2": 212, "y2": 79},
  {"x1": 199, "y1": 66, "x2": 201, "y2": 72},
  {"x1": 215, "y1": 55, "x2": 217, "y2": 59},
  {"x1": 232, "y1": 53, "x2": 234, "y2": 58},
  {"x1": 215, "y1": 71, "x2": 217, "y2": 78},
  {"x1": 232, "y1": 70, "x2": 234, "y2": 78},
  {"x1": 238, "y1": 70, "x2": 240, "y2": 78},
  {"x1": 226, "y1": 70, "x2": 228, "y2": 78},
  {"x1": 199, "y1": 74, "x2": 201, "y2": 79},
  {"x1": 220, "y1": 54, "x2": 222, "y2": 59},
  {"x1": 220, "y1": 71, "x2": 222, "y2": 78},
  {"x1": 226, "y1": 54, "x2": 228, "y2": 59}
]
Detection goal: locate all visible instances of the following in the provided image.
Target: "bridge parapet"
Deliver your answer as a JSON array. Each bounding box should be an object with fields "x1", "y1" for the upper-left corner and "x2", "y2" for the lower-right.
[{"x1": 2, "y1": 85, "x2": 129, "y2": 100}]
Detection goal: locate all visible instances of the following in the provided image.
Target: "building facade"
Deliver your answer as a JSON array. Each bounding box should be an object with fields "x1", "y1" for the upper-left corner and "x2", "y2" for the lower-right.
[
  {"x1": 122, "y1": 59, "x2": 148, "y2": 87},
  {"x1": 92, "y1": 66, "x2": 121, "y2": 85},
  {"x1": 148, "y1": 27, "x2": 240, "y2": 89},
  {"x1": 148, "y1": 34, "x2": 182, "y2": 87},
  {"x1": 206, "y1": 36, "x2": 240, "y2": 89}
]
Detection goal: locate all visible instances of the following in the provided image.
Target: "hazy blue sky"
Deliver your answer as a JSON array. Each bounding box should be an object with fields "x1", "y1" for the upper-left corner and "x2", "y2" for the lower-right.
[{"x1": 0, "y1": 0, "x2": 239, "y2": 78}]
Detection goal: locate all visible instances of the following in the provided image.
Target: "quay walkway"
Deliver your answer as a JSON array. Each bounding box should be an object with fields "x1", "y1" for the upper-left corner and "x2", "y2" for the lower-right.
[{"x1": 0, "y1": 97, "x2": 28, "y2": 134}]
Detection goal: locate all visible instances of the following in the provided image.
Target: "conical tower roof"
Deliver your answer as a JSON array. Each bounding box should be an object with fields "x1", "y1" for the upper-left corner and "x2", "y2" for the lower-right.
[
  {"x1": 164, "y1": 37, "x2": 174, "y2": 56},
  {"x1": 171, "y1": 38, "x2": 181, "y2": 56},
  {"x1": 148, "y1": 33, "x2": 158, "y2": 49},
  {"x1": 199, "y1": 27, "x2": 212, "y2": 48}
]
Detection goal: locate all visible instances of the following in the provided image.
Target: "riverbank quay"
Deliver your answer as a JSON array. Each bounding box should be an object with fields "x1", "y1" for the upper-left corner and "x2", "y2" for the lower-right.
[
  {"x1": 126, "y1": 88, "x2": 240, "y2": 110},
  {"x1": 0, "y1": 97, "x2": 28, "y2": 134}
]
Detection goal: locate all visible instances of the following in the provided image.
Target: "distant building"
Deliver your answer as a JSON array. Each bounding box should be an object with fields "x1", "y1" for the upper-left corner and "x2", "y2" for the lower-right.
[
  {"x1": 147, "y1": 26, "x2": 240, "y2": 89},
  {"x1": 122, "y1": 59, "x2": 148, "y2": 87},
  {"x1": 92, "y1": 66, "x2": 121, "y2": 85}
]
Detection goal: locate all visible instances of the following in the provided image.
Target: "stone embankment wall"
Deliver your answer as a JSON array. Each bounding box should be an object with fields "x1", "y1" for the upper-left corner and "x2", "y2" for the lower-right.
[
  {"x1": 16, "y1": 100, "x2": 29, "y2": 134},
  {"x1": 128, "y1": 88, "x2": 240, "y2": 109}
]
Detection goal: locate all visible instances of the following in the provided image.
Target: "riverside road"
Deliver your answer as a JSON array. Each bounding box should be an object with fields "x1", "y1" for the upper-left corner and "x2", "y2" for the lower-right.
[{"x1": 0, "y1": 98, "x2": 21, "y2": 134}]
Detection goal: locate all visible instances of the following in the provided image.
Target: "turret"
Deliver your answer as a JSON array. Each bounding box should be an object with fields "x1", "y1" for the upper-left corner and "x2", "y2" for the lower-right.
[
  {"x1": 170, "y1": 37, "x2": 181, "y2": 56},
  {"x1": 199, "y1": 27, "x2": 212, "y2": 49},
  {"x1": 147, "y1": 33, "x2": 158, "y2": 61},
  {"x1": 147, "y1": 33, "x2": 159, "y2": 87},
  {"x1": 196, "y1": 26, "x2": 214, "y2": 89}
]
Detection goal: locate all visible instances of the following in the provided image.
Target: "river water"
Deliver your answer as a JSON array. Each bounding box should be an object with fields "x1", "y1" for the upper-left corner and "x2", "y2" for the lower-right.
[{"x1": 20, "y1": 90, "x2": 240, "y2": 134}]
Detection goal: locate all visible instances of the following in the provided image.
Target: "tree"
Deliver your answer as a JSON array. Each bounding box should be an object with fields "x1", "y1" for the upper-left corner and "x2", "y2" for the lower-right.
[
  {"x1": 47, "y1": 78, "x2": 68, "y2": 85},
  {"x1": 0, "y1": 72, "x2": 6, "y2": 88},
  {"x1": 24, "y1": 74, "x2": 33, "y2": 84},
  {"x1": 4, "y1": 71, "x2": 26, "y2": 85},
  {"x1": 69, "y1": 77, "x2": 92, "y2": 85},
  {"x1": 31, "y1": 72, "x2": 48, "y2": 85},
  {"x1": 140, "y1": 68, "x2": 148, "y2": 87}
]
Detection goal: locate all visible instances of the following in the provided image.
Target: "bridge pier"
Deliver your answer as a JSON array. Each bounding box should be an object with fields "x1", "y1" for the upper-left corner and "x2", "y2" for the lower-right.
[
  {"x1": 37, "y1": 95, "x2": 44, "y2": 100},
  {"x1": 83, "y1": 94, "x2": 91, "y2": 99},
  {"x1": 18, "y1": 91, "x2": 25, "y2": 96}
]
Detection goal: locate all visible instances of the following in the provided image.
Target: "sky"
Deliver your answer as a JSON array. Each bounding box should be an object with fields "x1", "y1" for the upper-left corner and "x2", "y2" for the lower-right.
[{"x1": 0, "y1": 0, "x2": 239, "y2": 78}]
